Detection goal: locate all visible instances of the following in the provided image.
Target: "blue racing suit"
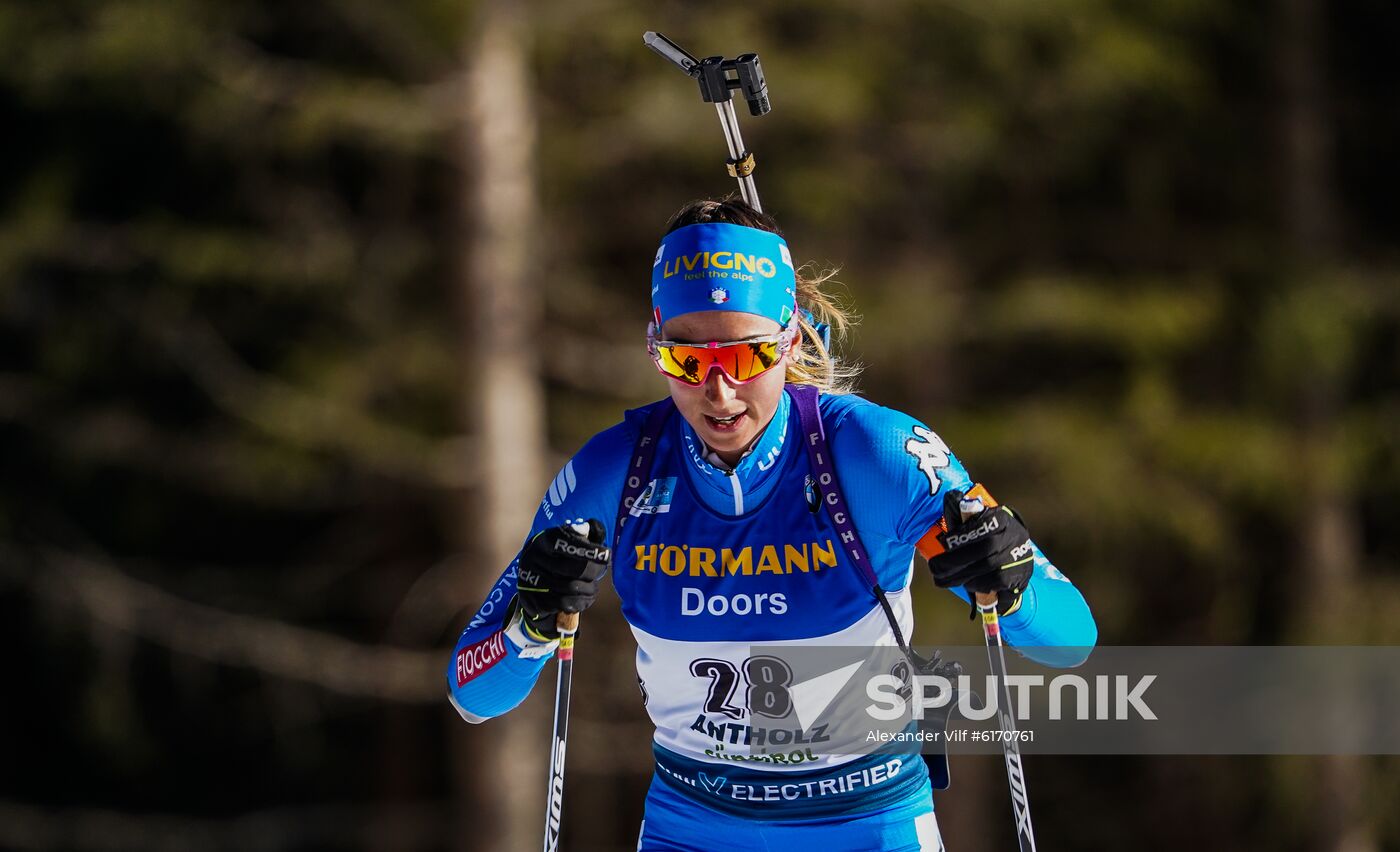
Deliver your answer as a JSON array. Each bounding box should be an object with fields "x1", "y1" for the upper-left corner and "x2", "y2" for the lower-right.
[{"x1": 447, "y1": 388, "x2": 1097, "y2": 851}]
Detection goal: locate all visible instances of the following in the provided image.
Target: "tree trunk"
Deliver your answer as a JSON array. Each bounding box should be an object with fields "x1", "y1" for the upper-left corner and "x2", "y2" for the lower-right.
[
  {"x1": 448, "y1": 2, "x2": 548, "y2": 851},
  {"x1": 1276, "y1": 1, "x2": 1374, "y2": 850}
]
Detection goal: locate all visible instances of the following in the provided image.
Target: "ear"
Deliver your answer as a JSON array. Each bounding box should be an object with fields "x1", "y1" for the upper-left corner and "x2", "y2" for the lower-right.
[{"x1": 789, "y1": 323, "x2": 806, "y2": 357}]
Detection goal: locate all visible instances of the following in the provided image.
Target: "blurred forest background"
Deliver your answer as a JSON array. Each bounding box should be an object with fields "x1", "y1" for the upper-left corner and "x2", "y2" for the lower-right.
[{"x1": 2, "y1": 0, "x2": 1399, "y2": 850}]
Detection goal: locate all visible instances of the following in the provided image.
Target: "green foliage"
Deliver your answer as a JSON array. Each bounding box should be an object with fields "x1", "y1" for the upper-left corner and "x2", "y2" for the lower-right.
[{"x1": 3, "y1": 0, "x2": 1398, "y2": 849}]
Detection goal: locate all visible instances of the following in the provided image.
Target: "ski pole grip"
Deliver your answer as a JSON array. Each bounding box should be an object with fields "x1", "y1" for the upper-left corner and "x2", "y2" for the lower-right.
[{"x1": 556, "y1": 612, "x2": 580, "y2": 632}]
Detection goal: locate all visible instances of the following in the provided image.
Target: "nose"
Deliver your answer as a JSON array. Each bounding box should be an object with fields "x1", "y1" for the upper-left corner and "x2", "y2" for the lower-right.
[{"x1": 702, "y1": 366, "x2": 738, "y2": 405}]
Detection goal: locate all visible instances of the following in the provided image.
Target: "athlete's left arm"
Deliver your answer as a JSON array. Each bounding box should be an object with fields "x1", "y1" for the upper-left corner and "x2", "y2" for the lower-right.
[
  {"x1": 943, "y1": 543, "x2": 1098, "y2": 666},
  {"x1": 826, "y1": 397, "x2": 1097, "y2": 666}
]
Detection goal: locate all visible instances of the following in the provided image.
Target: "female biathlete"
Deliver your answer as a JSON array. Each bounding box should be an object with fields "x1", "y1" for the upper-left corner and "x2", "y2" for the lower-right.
[{"x1": 447, "y1": 199, "x2": 1097, "y2": 851}]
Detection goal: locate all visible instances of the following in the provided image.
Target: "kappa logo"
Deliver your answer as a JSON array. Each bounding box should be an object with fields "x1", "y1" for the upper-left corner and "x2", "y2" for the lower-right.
[
  {"x1": 905, "y1": 425, "x2": 952, "y2": 496},
  {"x1": 629, "y1": 477, "x2": 677, "y2": 517},
  {"x1": 654, "y1": 244, "x2": 665, "y2": 267}
]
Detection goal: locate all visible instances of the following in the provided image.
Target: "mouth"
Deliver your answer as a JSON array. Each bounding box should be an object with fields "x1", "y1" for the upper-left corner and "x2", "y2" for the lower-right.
[{"x1": 704, "y1": 411, "x2": 746, "y2": 433}]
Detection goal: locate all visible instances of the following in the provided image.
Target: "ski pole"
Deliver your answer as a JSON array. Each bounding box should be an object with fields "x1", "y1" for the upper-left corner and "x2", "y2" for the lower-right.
[
  {"x1": 976, "y1": 591, "x2": 1037, "y2": 852},
  {"x1": 542, "y1": 610, "x2": 579, "y2": 852}
]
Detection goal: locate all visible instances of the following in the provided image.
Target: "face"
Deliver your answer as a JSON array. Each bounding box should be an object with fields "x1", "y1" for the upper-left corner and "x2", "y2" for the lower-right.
[{"x1": 659, "y1": 310, "x2": 793, "y2": 466}]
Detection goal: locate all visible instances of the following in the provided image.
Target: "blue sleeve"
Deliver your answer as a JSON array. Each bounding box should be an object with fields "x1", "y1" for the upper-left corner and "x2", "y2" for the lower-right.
[
  {"x1": 947, "y1": 545, "x2": 1098, "y2": 667},
  {"x1": 446, "y1": 419, "x2": 634, "y2": 723},
  {"x1": 825, "y1": 395, "x2": 1096, "y2": 666}
]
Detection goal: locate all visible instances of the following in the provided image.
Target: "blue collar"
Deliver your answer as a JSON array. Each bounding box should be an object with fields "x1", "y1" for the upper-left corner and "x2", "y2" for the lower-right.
[{"x1": 677, "y1": 390, "x2": 792, "y2": 515}]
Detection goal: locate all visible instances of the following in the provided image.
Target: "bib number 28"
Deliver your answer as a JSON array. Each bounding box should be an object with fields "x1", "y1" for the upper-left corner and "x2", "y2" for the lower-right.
[{"x1": 689, "y1": 655, "x2": 793, "y2": 720}]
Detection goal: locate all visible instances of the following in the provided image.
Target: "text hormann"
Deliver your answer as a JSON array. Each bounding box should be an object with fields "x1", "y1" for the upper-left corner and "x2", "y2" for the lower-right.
[{"x1": 634, "y1": 541, "x2": 838, "y2": 577}]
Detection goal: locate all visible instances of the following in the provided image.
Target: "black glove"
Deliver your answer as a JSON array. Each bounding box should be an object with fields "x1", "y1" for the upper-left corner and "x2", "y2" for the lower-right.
[
  {"x1": 927, "y1": 488, "x2": 1034, "y2": 616},
  {"x1": 514, "y1": 519, "x2": 611, "y2": 641}
]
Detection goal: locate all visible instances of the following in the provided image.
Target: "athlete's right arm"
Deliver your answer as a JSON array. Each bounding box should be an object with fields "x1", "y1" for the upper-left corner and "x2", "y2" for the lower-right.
[{"x1": 446, "y1": 420, "x2": 633, "y2": 724}]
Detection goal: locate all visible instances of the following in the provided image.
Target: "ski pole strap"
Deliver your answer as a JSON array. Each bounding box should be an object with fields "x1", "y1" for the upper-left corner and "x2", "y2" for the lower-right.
[
  {"x1": 787, "y1": 384, "x2": 878, "y2": 585},
  {"x1": 786, "y1": 384, "x2": 941, "y2": 674},
  {"x1": 614, "y1": 400, "x2": 675, "y2": 553},
  {"x1": 788, "y1": 383, "x2": 958, "y2": 790}
]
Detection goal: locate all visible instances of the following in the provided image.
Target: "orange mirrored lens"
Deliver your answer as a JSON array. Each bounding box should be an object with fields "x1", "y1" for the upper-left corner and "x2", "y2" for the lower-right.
[{"x1": 655, "y1": 340, "x2": 783, "y2": 385}]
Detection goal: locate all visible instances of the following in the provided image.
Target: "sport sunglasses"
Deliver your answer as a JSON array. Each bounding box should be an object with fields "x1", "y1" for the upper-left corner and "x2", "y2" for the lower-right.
[{"x1": 647, "y1": 323, "x2": 798, "y2": 386}]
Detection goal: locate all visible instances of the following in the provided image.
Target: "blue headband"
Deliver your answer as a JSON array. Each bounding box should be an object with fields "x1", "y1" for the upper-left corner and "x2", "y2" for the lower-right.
[{"x1": 651, "y1": 222, "x2": 797, "y2": 329}]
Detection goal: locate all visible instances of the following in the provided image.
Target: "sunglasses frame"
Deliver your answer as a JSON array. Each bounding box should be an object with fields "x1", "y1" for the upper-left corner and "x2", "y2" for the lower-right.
[{"x1": 646, "y1": 319, "x2": 800, "y2": 386}]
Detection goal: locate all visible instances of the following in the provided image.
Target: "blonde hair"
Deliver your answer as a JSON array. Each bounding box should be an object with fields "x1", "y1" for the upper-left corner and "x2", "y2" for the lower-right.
[
  {"x1": 785, "y1": 263, "x2": 862, "y2": 394},
  {"x1": 663, "y1": 198, "x2": 863, "y2": 395}
]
